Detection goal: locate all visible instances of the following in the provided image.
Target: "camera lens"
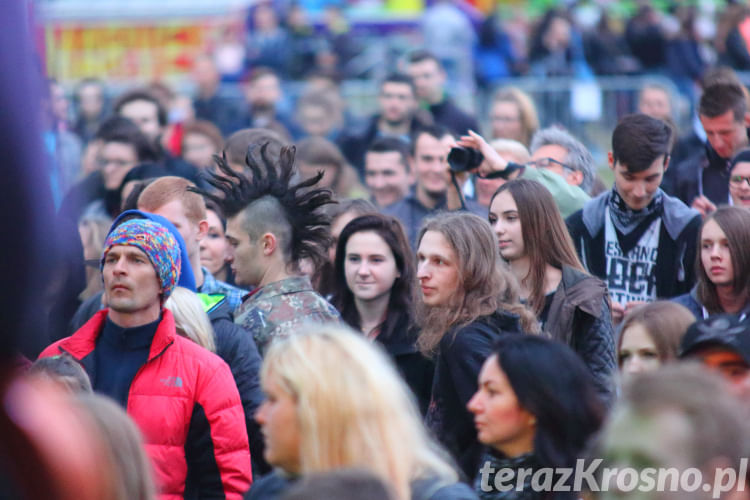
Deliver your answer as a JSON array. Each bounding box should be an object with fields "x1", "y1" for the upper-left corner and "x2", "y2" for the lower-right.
[{"x1": 448, "y1": 147, "x2": 484, "y2": 172}]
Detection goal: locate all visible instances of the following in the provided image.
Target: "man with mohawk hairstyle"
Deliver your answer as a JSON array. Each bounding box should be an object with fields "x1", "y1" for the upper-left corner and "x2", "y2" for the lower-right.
[{"x1": 195, "y1": 143, "x2": 341, "y2": 355}]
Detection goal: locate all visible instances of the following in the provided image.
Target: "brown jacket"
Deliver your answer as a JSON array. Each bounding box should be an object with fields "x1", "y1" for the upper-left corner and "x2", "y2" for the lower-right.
[{"x1": 545, "y1": 266, "x2": 616, "y2": 406}]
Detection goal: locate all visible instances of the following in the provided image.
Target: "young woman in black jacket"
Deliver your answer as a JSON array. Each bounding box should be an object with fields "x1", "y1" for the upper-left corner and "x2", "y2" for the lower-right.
[
  {"x1": 488, "y1": 179, "x2": 616, "y2": 405},
  {"x1": 331, "y1": 213, "x2": 433, "y2": 413}
]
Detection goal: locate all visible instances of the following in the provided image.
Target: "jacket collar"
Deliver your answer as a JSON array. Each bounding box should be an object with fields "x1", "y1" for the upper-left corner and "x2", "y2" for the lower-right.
[
  {"x1": 582, "y1": 188, "x2": 699, "y2": 241},
  {"x1": 557, "y1": 266, "x2": 605, "y2": 317},
  {"x1": 59, "y1": 308, "x2": 176, "y2": 361},
  {"x1": 249, "y1": 276, "x2": 315, "y2": 301}
]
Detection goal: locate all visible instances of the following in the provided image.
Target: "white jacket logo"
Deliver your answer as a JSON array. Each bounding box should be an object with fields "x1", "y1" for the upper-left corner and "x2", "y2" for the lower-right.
[{"x1": 160, "y1": 376, "x2": 183, "y2": 388}]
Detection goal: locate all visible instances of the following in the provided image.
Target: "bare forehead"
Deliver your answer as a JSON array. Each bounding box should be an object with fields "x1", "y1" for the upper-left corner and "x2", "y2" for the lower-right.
[
  {"x1": 731, "y1": 161, "x2": 750, "y2": 174},
  {"x1": 415, "y1": 133, "x2": 452, "y2": 154},
  {"x1": 225, "y1": 214, "x2": 245, "y2": 233},
  {"x1": 121, "y1": 99, "x2": 158, "y2": 116},
  {"x1": 380, "y1": 82, "x2": 413, "y2": 96},
  {"x1": 345, "y1": 231, "x2": 391, "y2": 254},
  {"x1": 409, "y1": 59, "x2": 441, "y2": 75},
  {"x1": 418, "y1": 230, "x2": 456, "y2": 257}
]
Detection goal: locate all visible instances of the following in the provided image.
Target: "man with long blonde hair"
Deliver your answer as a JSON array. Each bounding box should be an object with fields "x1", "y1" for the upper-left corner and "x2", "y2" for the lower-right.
[{"x1": 415, "y1": 211, "x2": 537, "y2": 478}]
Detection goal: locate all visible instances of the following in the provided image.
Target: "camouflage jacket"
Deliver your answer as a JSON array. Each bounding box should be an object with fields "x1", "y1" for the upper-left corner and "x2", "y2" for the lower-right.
[{"x1": 234, "y1": 276, "x2": 340, "y2": 355}]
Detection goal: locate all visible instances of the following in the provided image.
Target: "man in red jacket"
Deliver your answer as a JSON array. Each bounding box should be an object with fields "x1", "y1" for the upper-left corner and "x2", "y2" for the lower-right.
[{"x1": 39, "y1": 218, "x2": 252, "y2": 499}]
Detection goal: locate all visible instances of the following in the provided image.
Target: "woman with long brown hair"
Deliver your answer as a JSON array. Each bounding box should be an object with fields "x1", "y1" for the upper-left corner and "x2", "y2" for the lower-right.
[
  {"x1": 488, "y1": 179, "x2": 615, "y2": 404},
  {"x1": 331, "y1": 214, "x2": 433, "y2": 414},
  {"x1": 673, "y1": 206, "x2": 750, "y2": 319}
]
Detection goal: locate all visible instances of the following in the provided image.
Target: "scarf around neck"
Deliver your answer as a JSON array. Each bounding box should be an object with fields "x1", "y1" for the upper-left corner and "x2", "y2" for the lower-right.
[{"x1": 607, "y1": 186, "x2": 664, "y2": 235}]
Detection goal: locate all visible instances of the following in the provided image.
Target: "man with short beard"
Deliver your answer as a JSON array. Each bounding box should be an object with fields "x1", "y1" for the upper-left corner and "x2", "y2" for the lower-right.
[
  {"x1": 338, "y1": 73, "x2": 430, "y2": 176},
  {"x1": 384, "y1": 125, "x2": 484, "y2": 248},
  {"x1": 235, "y1": 68, "x2": 294, "y2": 134}
]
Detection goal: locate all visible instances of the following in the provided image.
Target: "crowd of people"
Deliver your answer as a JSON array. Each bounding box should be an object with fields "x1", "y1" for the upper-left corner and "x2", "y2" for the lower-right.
[{"x1": 8, "y1": 1, "x2": 750, "y2": 499}]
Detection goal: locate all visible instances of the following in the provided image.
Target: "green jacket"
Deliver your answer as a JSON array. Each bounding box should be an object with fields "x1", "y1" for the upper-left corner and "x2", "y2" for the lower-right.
[
  {"x1": 234, "y1": 276, "x2": 340, "y2": 356},
  {"x1": 522, "y1": 167, "x2": 590, "y2": 218}
]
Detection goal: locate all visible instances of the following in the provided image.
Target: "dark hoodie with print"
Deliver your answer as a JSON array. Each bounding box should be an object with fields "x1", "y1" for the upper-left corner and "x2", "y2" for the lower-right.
[{"x1": 566, "y1": 189, "x2": 701, "y2": 300}]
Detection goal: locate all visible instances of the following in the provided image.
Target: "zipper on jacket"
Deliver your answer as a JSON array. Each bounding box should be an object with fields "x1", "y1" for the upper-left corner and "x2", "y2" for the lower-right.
[{"x1": 125, "y1": 339, "x2": 175, "y2": 413}]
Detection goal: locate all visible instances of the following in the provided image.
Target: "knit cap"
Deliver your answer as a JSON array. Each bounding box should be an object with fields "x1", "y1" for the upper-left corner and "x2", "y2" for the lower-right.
[{"x1": 101, "y1": 219, "x2": 181, "y2": 301}]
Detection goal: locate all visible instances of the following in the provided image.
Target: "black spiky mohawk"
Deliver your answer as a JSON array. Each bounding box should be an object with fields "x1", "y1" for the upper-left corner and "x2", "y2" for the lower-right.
[{"x1": 191, "y1": 142, "x2": 336, "y2": 267}]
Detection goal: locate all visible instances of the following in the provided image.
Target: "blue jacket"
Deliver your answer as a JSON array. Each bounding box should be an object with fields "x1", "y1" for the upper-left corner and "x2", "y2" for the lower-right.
[{"x1": 673, "y1": 287, "x2": 750, "y2": 321}]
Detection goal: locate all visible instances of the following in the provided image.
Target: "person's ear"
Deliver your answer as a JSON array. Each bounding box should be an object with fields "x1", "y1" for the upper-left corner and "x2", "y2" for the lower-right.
[
  {"x1": 608, "y1": 151, "x2": 615, "y2": 171},
  {"x1": 261, "y1": 233, "x2": 277, "y2": 256},
  {"x1": 197, "y1": 220, "x2": 209, "y2": 240},
  {"x1": 567, "y1": 170, "x2": 584, "y2": 187},
  {"x1": 663, "y1": 154, "x2": 671, "y2": 173},
  {"x1": 744, "y1": 112, "x2": 750, "y2": 128}
]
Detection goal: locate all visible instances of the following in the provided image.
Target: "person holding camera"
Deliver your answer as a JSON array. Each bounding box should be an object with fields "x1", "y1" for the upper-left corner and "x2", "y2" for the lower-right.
[
  {"x1": 455, "y1": 130, "x2": 592, "y2": 218},
  {"x1": 383, "y1": 125, "x2": 484, "y2": 249}
]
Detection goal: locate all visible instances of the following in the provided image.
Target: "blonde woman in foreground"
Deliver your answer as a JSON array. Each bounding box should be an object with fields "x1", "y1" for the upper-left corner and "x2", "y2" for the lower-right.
[{"x1": 245, "y1": 326, "x2": 478, "y2": 500}]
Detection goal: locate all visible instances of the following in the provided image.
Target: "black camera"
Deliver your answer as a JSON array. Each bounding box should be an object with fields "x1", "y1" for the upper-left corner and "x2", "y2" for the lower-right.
[{"x1": 447, "y1": 147, "x2": 484, "y2": 173}]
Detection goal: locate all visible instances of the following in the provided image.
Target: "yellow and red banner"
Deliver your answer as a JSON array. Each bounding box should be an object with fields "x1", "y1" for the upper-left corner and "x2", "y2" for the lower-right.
[{"x1": 45, "y1": 17, "x2": 233, "y2": 83}]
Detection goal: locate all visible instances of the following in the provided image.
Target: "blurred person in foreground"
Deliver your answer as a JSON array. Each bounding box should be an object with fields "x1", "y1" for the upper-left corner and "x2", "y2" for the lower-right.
[
  {"x1": 468, "y1": 335, "x2": 604, "y2": 499},
  {"x1": 279, "y1": 469, "x2": 397, "y2": 500},
  {"x1": 76, "y1": 393, "x2": 158, "y2": 500},
  {"x1": 597, "y1": 364, "x2": 750, "y2": 500},
  {"x1": 247, "y1": 326, "x2": 477, "y2": 500},
  {"x1": 679, "y1": 314, "x2": 750, "y2": 401}
]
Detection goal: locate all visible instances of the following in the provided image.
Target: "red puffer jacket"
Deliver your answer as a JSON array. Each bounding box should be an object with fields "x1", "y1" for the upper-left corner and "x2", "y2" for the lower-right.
[{"x1": 39, "y1": 309, "x2": 253, "y2": 499}]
